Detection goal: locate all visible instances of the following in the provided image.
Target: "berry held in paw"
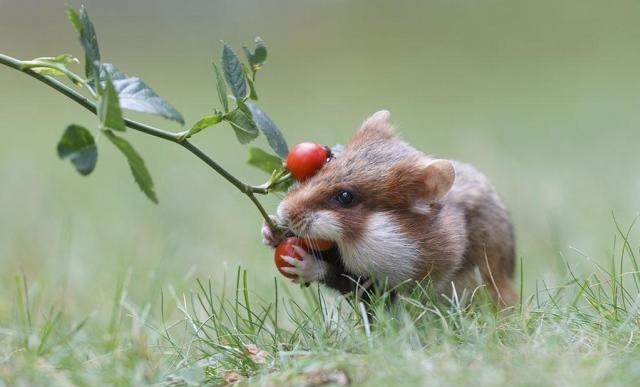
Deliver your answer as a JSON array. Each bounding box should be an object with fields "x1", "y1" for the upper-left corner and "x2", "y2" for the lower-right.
[{"x1": 274, "y1": 236, "x2": 334, "y2": 279}]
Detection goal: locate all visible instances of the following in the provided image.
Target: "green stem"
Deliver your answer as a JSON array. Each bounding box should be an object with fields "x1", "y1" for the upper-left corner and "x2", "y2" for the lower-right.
[
  {"x1": 0, "y1": 52, "x2": 277, "y2": 231},
  {"x1": 179, "y1": 141, "x2": 267, "y2": 195}
]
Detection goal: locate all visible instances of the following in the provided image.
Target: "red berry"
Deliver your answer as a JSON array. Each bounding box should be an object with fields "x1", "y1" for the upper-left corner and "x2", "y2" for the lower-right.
[
  {"x1": 274, "y1": 237, "x2": 307, "y2": 279},
  {"x1": 306, "y1": 239, "x2": 335, "y2": 252},
  {"x1": 284, "y1": 142, "x2": 329, "y2": 181},
  {"x1": 273, "y1": 237, "x2": 336, "y2": 279}
]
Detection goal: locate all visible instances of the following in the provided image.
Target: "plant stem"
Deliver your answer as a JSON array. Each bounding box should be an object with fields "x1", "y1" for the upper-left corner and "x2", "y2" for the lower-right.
[
  {"x1": 0, "y1": 52, "x2": 277, "y2": 230},
  {"x1": 0, "y1": 53, "x2": 178, "y2": 141}
]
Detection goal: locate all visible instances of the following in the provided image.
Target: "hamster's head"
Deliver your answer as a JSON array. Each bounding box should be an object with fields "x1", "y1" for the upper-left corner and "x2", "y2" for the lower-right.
[{"x1": 276, "y1": 110, "x2": 455, "y2": 247}]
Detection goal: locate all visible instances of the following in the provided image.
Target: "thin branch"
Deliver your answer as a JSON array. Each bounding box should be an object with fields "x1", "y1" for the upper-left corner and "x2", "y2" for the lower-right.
[
  {"x1": 0, "y1": 53, "x2": 178, "y2": 141},
  {"x1": 0, "y1": 52, "x2": 277, "y2": 230}
]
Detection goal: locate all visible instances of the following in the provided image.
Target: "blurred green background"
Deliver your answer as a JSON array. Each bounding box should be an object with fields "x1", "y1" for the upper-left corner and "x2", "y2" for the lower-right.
[{"x1": 1, "y1": 0, "x2": 639, "y2": 319}]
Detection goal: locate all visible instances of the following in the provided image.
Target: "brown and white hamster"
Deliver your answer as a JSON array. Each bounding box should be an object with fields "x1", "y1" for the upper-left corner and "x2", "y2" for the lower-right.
[{"x1": 263, "y1": 110, "x2": 517, "y2": 307}]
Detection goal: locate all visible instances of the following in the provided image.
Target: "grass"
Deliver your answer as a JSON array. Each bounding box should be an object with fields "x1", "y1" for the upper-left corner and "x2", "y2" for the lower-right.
[
  {"x1": 1, "y1": 273, "x2": 164, "y2": 386},
  {"x1": 2, "y1": 222, "x2": 640, "y2": 387}
]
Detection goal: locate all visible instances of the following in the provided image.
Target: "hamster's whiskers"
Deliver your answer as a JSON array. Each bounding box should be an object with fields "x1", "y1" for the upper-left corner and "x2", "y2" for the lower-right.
[{"x1": 288, "y1": 216, "x2": 311, "y2": 236}]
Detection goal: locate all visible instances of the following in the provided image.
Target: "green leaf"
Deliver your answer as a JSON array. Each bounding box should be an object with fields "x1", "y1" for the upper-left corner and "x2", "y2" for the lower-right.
[
  {"x1": 103, "y1": 130, "x2": 158, "y2": 203},
  {"x1": 212, "y1": 62, "x2": 229, "y2": 113},
  {"x1": 224, "y1": 108, "x2": 259, "y2": 144},
  {"x1": 67, "y1": 5, "x2": 101, "y2": 82},
  {"x1": 242, "y1": 37, "x2": 267, "y2": 73},
  {"x1": 236, "y1": 98, "x2": 252, "y2": 117},
  {"x1": 265, "y1": 168, "x2": 294, "y2": 193},
  {"x1": 31, "y1": 67, "x2": 66, "y2": 78},
  {"x1": 98, "y1": 72, "x2": 126, "y2": 132},
  {"x1": 247, "y1": 147, "x2": 283, "y2": 175},
  {"x1": 222, "y1": 43, "x2": 247, "y2": 100},
  {"x1": 179, "y1": 113, "x2": 223, "y2": 140},
  {"x1": 253, "y1": 37, "x2": 267, "y2": 64},
  {"x1": 25, "y1": 54, "x2": 80, "y2": 81},
  {"x1": 269, "y1": 173, "x2": 294, "y2": 193},
  {"x1": 100, "y1": 63, "x2": 185, "y2": 125},
  {"x1": 66, "y1": 6, "x2": 82, "y2": 32},
  {"x1": 245, "y1": 102, "x2": 288, "y2": 158},
  {"x1": 242, "y1": 63, "x2": 258, "y2": 100},
  {"x1": 57, "y1": 124, "x2": 97, "y2": 176}
]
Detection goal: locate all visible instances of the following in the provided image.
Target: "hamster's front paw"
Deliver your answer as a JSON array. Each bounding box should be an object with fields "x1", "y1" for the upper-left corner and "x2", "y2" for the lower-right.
[
  {"x1": 262, "y1": 216, "x2": 283, "y2": 248},
  {"x1": 279, "y1": 245, "x2": 328, "y2": 284}
]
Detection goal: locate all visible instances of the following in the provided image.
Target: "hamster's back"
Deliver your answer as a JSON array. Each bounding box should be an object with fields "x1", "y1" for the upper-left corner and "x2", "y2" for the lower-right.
[{"x1": 443, "y1": 161, "x2": 517, "y2": 305}]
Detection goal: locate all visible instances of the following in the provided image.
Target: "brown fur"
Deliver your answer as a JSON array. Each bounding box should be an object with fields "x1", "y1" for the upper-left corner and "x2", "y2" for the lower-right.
[{"x1": 277, "y1": 111, "x2": 517, "y2": 307}]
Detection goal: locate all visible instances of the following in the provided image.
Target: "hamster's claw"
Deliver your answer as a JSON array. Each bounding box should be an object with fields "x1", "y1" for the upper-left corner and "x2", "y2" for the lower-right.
[{"x1": 281, "y1": 245, "x2": 328, "y2": 284}]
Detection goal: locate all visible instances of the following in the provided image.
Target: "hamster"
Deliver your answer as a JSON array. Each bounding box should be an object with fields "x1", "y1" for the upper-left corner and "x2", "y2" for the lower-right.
[{"x1": 262, "y1": 110, "x2": 517, "y2": 307}]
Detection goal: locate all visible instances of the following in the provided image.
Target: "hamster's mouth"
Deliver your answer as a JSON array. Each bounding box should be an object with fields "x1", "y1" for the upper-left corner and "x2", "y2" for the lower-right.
[
  {"x1": 280, "y1": 210, "x2": 344, "y2": 243},
  {"x1": 300, "y1": 237, "x2": 335, "y2": 252}
]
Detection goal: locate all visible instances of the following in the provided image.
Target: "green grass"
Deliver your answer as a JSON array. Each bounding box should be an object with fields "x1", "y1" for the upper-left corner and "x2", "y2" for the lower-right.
[{"x1": 3, "y1": 222, "x2": 640, "y2": 386}]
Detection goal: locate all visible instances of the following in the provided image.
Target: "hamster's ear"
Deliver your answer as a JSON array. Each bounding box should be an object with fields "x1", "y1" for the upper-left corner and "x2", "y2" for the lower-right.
[
  {"x1": 416, "y1": 159, "x2": 455, "y2": 204},
  {"x1": 349, "y1": 110, "x2": 394, "y2": 145}
]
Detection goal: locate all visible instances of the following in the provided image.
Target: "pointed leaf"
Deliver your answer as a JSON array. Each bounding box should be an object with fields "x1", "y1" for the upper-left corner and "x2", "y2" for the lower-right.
[
  {"x1": 245, "y1": 102, "x2": 288, "y2": 157},
  {"x1": 103, "y1": 130, "x2": 158, "y2": 203},
  {"x1": 264, "y1": 168, "x2": 293, "y2": 193},
  {"x1": 31, "y1": 67, "x2": 67, "y2": 78},
  {"x1": 26, "y1": 54, "x2": 80, "y2": 80},
  {"x1": 66, "y1": 7, "x2": 82, "y2": 32},
  {"x1": 100, "y1": 63, "x2": 185, "y2": 124},
  {"x1": 212, "y1": 62, "x2": 229, "y2": 113},
  {"x1": 242, "y1": 63, "x2": 258, "y2": 100},
  {"x1": 47, "y1": 54, "x2": 79, "y2": 65},
  {"x1": 242, "y1": 37, "x2": 267, "y2": 72},
  {"x1": 253, "y1": 37, "x2": 267, "y2": 64},
  {"x1": 224, "y1": 109, "x2": 259, "y2": 144},
  {"x1": 243, "y1": 37, "x2": 267, "y2": 73},
  {"x1": 180, "y1": 113, "x2": 223, "y2": 140},
  {"x1": 222, "y1": 43, "x2": 247, "y2": 100},
  {"x1": 247, "y1": 148, "x2": 283, "y2": 175},
  {"x1": 57, "y1": 124, "x2": 97, "y2": 176},
  {"x1": 67, "y1": 5, "x2": 101, "y2": 82},
  {"x1": 269, "y1": 173, "x2": 294, "y2": 193},
  {"x1": 98, "y1": 73, "x2": 126, "y2": 132}
]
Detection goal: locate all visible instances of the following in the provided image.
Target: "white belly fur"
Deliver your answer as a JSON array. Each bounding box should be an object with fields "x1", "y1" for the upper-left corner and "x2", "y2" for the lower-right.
[{"x1": 338, "y1": 212, "x2": 419, "y2": 286}]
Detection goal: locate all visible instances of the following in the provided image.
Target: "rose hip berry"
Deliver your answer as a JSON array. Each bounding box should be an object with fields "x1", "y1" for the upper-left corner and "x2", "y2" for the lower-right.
[
  {"x1": 284, "y1": 142, "x2": 329, "y2": 181},
  {"x1": 305, "y1": 238, "x2": 334, "y2": 252},
  {"x1": 274, "y1": 237, "x2": 335, "y2": 279},
  {"x1": 274, "y1": 237, "x2": 307, "y2": 279}
]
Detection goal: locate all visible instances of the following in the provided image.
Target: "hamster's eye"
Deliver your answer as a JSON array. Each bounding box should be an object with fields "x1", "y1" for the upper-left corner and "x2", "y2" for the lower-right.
[{"x1": 334, "y1": 190, "x2": 356, "y2": 208}]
